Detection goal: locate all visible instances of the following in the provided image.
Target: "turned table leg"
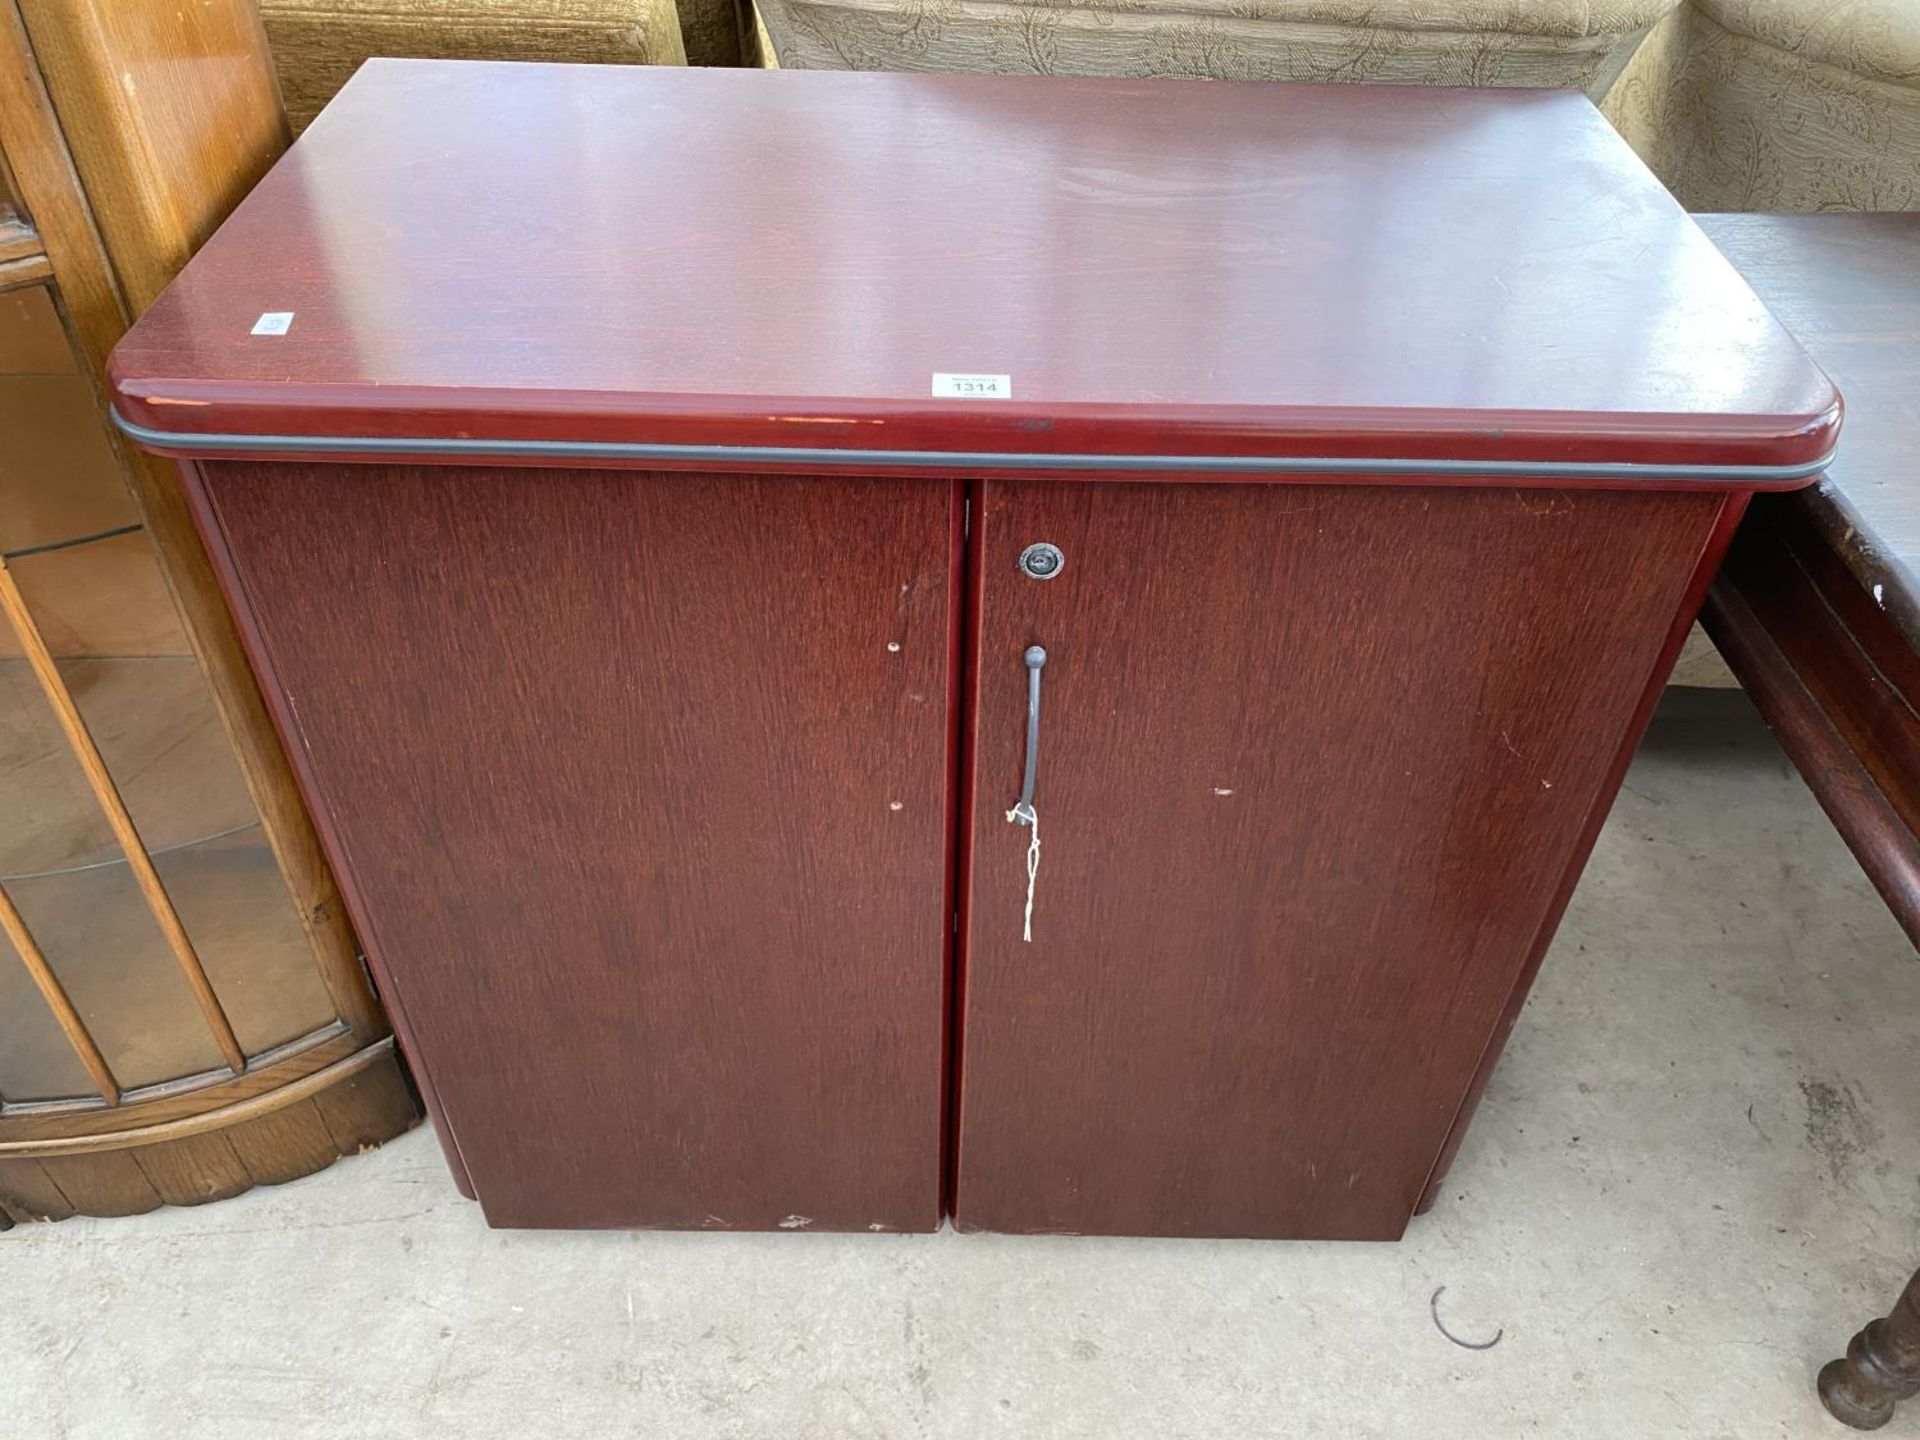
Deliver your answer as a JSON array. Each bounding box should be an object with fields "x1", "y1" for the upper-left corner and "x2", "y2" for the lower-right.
[{"x1": 1821, "y1": 1266, "x2": 1920, "y2": 1429}]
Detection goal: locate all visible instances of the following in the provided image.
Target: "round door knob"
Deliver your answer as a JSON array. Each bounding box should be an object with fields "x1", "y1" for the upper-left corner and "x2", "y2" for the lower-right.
[{"x1": 1017, "y1": 542, "x2": 1065, "y2": 581}]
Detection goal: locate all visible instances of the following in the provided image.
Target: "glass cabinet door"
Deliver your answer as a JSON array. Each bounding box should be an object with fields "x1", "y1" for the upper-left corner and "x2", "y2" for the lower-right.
[{"x1": 0, "y1": 280, "x2": 337, "y2": 1108}]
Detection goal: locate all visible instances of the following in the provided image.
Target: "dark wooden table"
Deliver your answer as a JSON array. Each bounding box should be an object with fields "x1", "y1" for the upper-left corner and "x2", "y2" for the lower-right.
[{"x1": 1696, "y1": 213, "x2": 1920, "y2": 1431}]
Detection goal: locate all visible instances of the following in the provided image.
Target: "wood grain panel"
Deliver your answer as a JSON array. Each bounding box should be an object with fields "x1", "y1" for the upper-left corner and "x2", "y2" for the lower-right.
[
  {"x1": 17, "y1": 0, "x2": 287, "y2": 314},
  {"x1": 1719, "y1": 503, "x2": 1920, "y2": 828},
  {"x1": 1704, "y1": 507, "x2": 1920, "y2": 945},
  {"x1": 33, "y1": 1147, "x2": 161, "y2": 1216},
  {"x1": 131, "y1": 1129, "x2": 249, "y2": 1205},
  {"x1": 0, "y1": 1044, "x2": 416, "y2": 1219},
  {"x1": 1412, "y1": 489, "x2": 1749, "y2": 1215},
  {"x1": 110, "y1": 64, "x2": 1836, "y2": 474},
  {"x1": 309, "y1": 1056, "x2": 418, "y2": 1157},
  {"x1": 955, "y1": 480, "x2": 1723, "y2": 1238},
  {"x1": 221, "y1": 1099, "x2": 339, "y2": 1187},
  {"x1": 200, "y1": 461, "x2": 958, "y2": 1231},
  {"x1": 0, "y1": 1156, "x2": 74, "y2": 1221},
  {"x1": 0, "y1": 251, "x2": 49, "y2": 293},
  {"x1": 1704, "y1": 566, "x2": 1920, "y2": 944}
]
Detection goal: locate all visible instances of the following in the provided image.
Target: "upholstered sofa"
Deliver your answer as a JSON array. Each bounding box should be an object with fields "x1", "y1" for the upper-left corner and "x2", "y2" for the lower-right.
[
  {"x1": 757, "y1": 0, "x2": 1683, "y2": 97},
  {"x1": 1605, "y1": 0, "x2": 1920, "y2": 211},
  {"x1": 257, "y1": 0, "x2": 744, "y2": 132},
  {"x1": 755, "y1": 0, "x2": 1920, "y2": 213},
  {"x1": 256, "y1": 0, "x2": 1919, "y2": 219}
]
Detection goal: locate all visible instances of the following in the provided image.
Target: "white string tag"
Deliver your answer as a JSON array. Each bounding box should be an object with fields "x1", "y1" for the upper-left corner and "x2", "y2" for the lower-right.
[{"x1": 1005, "y1": 801, "x2": 1039, "y2": 943}]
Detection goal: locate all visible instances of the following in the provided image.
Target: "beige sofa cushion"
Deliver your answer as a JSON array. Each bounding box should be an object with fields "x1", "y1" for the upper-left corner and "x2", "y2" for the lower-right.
[
  {"x1": 1605, "y1": 0, "x2": 1920, "y2": 211},
  {"x1": 761, "y1": 0, "x2": 1682, "y2": 96},
  {"x1": 1698, "y1": 0, "x2": 1920, "y2": 84},
  {"x1": 260, "y1": 0, "x2": 688, "y2": 132},
  {"x1": 969, "y1": 0, "x2": 1675, "y2": 30}
]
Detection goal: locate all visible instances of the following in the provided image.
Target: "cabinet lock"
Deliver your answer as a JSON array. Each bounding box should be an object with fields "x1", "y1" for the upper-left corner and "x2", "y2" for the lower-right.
[{"x1": 1017, "y1": 542, "x2": 1065, "y2": 581}]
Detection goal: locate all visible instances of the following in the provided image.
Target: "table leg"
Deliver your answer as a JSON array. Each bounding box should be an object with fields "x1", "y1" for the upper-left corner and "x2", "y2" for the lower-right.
[{"x1": 1820, "y1": 1266, "x2": 1920, "y2": 1429}]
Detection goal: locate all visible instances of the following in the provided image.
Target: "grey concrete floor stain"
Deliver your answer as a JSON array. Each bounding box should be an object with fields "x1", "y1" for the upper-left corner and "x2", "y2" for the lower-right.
[
  {"x1": 4, "y1": 687, "x2": 1918, "y2": 1439},
  {"x1": 1799, "y1": 1079, "x2": 1885, "y2": 1186}
]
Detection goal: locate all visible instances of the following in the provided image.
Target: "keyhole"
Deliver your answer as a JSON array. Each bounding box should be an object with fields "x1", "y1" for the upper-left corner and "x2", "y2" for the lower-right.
[{"x1": 1018, "y1": 542, "x2": 1065, "y2": 581}]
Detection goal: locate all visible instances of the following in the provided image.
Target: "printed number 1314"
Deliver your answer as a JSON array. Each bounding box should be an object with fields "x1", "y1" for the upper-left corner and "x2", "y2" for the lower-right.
[{"x1": 932, "y1": 372, "x2": 1013, "y2": 400}]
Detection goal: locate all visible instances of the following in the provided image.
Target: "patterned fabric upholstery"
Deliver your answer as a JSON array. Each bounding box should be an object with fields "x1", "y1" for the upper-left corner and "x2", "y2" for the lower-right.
[
  {"x1": 758, "y1": 0, "x2": 1682, "y2": 98},
  {"x1": 1605, "y1": 0, "x2": 1920, "y2": 211},
  {"x1": 259, "y1": 0, "x2": 690, "y2": 133}
]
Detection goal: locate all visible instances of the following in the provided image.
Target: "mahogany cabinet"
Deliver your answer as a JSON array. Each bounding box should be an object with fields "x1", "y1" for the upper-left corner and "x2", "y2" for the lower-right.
[{"x1": 109, "y1": 63, "x2": 1838, "y2": 1237}]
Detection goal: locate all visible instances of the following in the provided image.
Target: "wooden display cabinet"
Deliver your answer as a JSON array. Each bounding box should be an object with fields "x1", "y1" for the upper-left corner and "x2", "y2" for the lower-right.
[
  {"x1": 0, "y1": 0, "x2": 416, "y2": 1223},
  {"x1": 112, "y1": 64, "x2": 1836, "y2": 1237}
]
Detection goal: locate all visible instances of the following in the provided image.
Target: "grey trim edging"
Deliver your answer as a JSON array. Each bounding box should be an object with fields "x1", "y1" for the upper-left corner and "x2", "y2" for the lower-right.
[{"x1": 110, "y1": 410, "x2": 1838, "y2": 484}]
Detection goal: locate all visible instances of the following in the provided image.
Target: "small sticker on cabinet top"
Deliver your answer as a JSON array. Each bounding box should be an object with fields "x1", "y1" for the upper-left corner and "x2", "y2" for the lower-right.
[
  {"x1": 932, "y1": 373, "x2": 1012, "y2": 400},
  {"x1": 251, "y1": 311, "x2": 294, "y2": 336}
]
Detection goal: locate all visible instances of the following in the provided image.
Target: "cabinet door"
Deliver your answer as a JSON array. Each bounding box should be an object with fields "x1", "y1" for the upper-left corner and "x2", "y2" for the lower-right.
[
  {"x1": 201, "y1": 463, "x2": 960, "y2": 1231},
  {"x1": 956, "y1": 479, "x2": 1726, "y2": 1238}
]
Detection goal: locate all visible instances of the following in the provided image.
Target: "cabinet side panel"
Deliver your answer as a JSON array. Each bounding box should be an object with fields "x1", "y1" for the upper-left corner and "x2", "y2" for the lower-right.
[
  {"x1": 183, "y1": 459, "x2": 473, "y2": 1196},
  {"x1": 956, "y1": 481, "x2": 1724, "y2": 1239},
  {"x1": 1413, "y1": 488, "x2": 1746, "y2": 1214},
  {"x1": 200, "y1": 461, "x2": 955, "y2": 1230}
]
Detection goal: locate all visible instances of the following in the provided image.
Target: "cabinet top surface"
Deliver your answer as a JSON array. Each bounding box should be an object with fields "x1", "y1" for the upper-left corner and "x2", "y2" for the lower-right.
[{"x1": 110, "y1": 62, "x2": 1838, "y2": 480}]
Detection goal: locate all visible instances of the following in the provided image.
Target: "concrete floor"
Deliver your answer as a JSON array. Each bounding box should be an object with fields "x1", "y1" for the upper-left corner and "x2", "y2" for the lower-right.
[{"x1": 6, "y1": 688, "x2": 1918, "y2": 1439}]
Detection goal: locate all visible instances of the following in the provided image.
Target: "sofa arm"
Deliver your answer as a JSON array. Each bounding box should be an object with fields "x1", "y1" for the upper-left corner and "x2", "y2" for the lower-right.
[
  {"x1": 260, "y1": 0, "x2": 689, "y2": 133},
  {"x1": 760, "y1": 0, "x2": 1679, "y2": 97},
  {"x1": 1604, "y1": 0, "x2": 1920, "y2": 211}
]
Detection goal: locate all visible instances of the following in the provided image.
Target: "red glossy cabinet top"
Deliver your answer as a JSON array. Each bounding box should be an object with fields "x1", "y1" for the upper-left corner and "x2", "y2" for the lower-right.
[{"x1": 111, "y1": 62, "x2": 1838, "y2": 480}]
